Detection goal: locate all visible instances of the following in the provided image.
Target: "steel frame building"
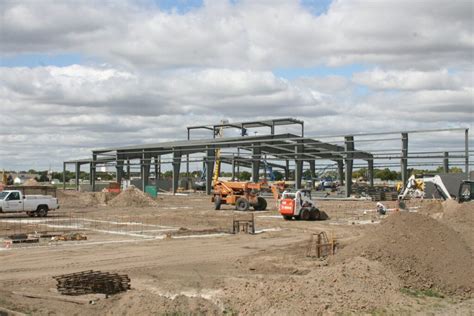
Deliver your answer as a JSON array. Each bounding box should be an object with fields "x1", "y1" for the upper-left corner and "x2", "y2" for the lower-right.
[{"x1": 63, "y1": 118, "x2": 471, "y2": 197}]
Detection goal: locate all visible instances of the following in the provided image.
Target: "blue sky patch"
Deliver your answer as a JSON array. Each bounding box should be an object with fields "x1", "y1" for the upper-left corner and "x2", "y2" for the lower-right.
[
  {"x1": 300, "y1": 0, "x2": 333, "y2": 16},
  {"x1": 152, "y1": 0, "x2": 203, "y2": 14},
  {"x1": 273, "y1": 64, "x2": 369, "y2": 80},
  {"x1": 0, "y1": 53, "x2": 84, "y2": 68}
]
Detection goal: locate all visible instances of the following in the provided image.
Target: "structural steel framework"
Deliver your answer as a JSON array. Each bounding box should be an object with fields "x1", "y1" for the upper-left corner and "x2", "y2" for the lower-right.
[{"x1": 63, "y1": 118, "x2": 471, "y2": 197}]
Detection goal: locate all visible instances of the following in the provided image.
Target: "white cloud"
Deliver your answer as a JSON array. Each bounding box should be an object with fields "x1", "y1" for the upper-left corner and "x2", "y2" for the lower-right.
[
  {"x1": 0, "y1": 0, "x2": 472, "y2": 170},
  {"x1": 1, "y1": 0, "x2": 472, "y2": 70},
  {"x1": 352, "y1": 69, "x2": 469, "y2": 91}
]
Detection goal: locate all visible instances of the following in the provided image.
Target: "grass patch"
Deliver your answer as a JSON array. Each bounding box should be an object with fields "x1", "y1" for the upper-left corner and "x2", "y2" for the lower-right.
[{"x1": 400, "y1": 287, "x2": 444, "y2": 298}]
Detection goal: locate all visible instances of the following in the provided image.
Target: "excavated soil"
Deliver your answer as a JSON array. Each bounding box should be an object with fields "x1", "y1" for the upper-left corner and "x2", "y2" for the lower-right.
[
  {"x1": 104, "y1": 291, "x2": 221, "y2": 316},
  {"x1": 23, "y1": 178, "x2": 39, "y2": 186},
  {"x1": 418, "y1": 200, "x2": 474, "y2": 250},
  {"x1": 441, "y1": 201, "x2": 474, "y2": 248},
  {"x1": 223, "y1": 256, "x2": 408, "y2": 315},
  {"x1": 335, "y1": 211, "x2": 474, "y2": 297},
  {"x1": 57, "y1": 190, "x2": 116, "y2": 208},
  {"x1": 107, "y1": 186, "x2": 158, "y2": 208}
]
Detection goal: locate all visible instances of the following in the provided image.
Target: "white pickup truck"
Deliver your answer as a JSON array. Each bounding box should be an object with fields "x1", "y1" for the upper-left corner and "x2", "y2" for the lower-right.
[{"x1": 0, "y1": 190, "x2": 59, "y2": 217}]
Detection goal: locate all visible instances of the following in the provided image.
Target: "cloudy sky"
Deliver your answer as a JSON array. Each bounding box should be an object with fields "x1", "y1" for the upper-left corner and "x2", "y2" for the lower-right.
[{"x1": 0, "y1": 0, "x2": 473, "y2": 171}]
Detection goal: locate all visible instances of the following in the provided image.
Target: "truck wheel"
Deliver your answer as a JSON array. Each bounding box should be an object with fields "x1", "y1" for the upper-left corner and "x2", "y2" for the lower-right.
[
  {"x1": 301, "y1": 208, "x2": 310, "y2": 221},
  {"x1": 309, "y1": 208, "x2": 320, "y2": 220},
  {"x1": 235, "y1": 198, "x2": 250, "y2": 212},
  {"x1": 214, "y1": 196, "x2": 222, "y2": 210},
  {"x1": 283, "y1": 215, "x2": 292, "y2": 220},
  {"x1": 253, "y1": 197, "x2": 267, "y2": 211},
  {"x1": 37, "y1": 206, "x2": 48, "y2": 217}
]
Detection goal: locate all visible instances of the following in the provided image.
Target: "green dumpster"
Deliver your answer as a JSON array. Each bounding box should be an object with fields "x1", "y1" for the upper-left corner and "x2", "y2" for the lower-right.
[{"x1": 145, "y1": 185, "x2": 157, "y2": 198}]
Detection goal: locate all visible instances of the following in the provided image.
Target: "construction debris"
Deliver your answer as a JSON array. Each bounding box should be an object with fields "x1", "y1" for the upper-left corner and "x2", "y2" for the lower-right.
[
  {"x1": 51, "y1": 233, "x2": 87, "y2": 241},
  {"x1": 306, "y1": 231, "x2": 338, "y2": 258},
  {"x1": 53, "y1": 270, "x2": 131, "y2": 296},
  {"x1": 5, "y1": 233, "x2": 39, "y2": 244}
]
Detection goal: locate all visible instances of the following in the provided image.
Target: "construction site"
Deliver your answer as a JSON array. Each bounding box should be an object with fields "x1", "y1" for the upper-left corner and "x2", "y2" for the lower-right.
[{"x1": 0, "y1": 118, "x2": 473, "y2": 315}]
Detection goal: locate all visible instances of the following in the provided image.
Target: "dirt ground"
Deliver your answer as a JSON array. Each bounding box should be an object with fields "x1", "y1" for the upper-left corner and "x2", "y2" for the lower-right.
[{"x1": 0, "y1": 192, "x2": 473, "y2": 315}]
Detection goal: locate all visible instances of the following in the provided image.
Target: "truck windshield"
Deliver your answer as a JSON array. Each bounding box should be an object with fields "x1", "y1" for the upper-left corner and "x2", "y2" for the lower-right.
[{"x1": 0, "y1": 192, "x2": 9, "y2": 200}]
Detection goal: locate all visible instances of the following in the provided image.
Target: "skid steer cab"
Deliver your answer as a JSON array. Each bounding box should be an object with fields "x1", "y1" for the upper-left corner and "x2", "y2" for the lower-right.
[{"x1": 279, "y1": 190, "x2": 320, "y2": 220}]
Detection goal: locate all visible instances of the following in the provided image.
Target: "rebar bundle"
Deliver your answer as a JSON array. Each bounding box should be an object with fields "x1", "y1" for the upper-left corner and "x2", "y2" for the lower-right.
[{"x1": 53, "y1": 270, "x2": 130, "y2": 296}]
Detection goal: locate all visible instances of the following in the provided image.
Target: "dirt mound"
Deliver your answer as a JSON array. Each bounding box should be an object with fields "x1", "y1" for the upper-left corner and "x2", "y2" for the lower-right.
[
  {"x1": 441, "y1": 200, "x2": 474, "y2": 249},
  {"x1": 222, "y1": 257, "x2": 410, "y2": 314},
  {"x1": 23, "y1": 178, "x2": 38, "y2": 186},
  {"x1": 418, "y1": 199, "x2": 444, "y2": 215},
  {"x1": 335, "y1": 212, "x2": 473, "y2": 297},
  {"x1": 417, "y1": 200, "x2": 473, "y2": 249},
  {"x1": 108, "y1": 186, "x2": 158, "y2": 207},
  {"x1": 57, "y1": 190, "x2": 115, "y2": 208},
  {"x1": 104, "y1": 290, "x2": 221, "y2": 315}
]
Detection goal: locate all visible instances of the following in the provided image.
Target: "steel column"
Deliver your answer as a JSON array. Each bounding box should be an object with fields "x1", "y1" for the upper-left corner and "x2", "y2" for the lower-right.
[
  {"x1": 295, "y1": 143, "x2": 304, "y2": 189},
  {"x1": 63, "y1": 162, "x2": 66, "y2": 190},
  {"x1": 367, "y1": 159, "x2": 374, "y2": 187},
  {"x1": 252, "y1": 144, "x2": 261, "y2": 183},
  {"x1": 344, "y1": 136, "x2": 354, "y2": 197},
  {"x1": 465, "y1": 129, "x2": 470, "y2": 179},
  {"x1": 126, "y1": 159, "x2": 130, "y2": 180},
  {"x1": 337, "y1": 160, "x2": 344, "y2": 185},
  {"x1": 231, "y1": 156, "x2": 236, "y2": 181},
  {"x1": 172, "y1": 152, "x2": 181, "y2": 194},
  {"x1": 116, "y1": 155, "x2": 124, "y2": 184},
  {"x1": 91, "y1": 153, "x2": 96, "y2": 192},
  {"x1": 75, "y1": 162, "x2": 80, "y2": 191},
  {"x1": 309, "y1": 160, "x2": 316, "y2": 179},
  {"x1": 401, "y1": 133, "x2": 409, "y2": 184},
  {"x1": 443, "y1": 152, "x2": 449, "y2": 173},
  {"x1": 154, "y1": 156, "x2": 159, "y2": 191},
  {"x1": 205, "y1": 148, "x2": 215, "y2": 195}
]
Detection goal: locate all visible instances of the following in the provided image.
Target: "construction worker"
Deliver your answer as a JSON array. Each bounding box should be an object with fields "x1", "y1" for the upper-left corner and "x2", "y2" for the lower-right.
[{"x1": 376, "y1": 202, "x2": 387, "y2": 215}]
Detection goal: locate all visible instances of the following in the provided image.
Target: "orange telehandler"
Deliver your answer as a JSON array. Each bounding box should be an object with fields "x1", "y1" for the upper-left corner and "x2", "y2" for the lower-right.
[{"x1": 212, "y1": 180, "x2": 287, "y2": 211}]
